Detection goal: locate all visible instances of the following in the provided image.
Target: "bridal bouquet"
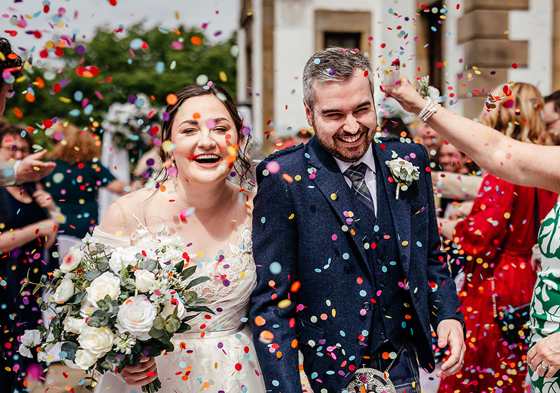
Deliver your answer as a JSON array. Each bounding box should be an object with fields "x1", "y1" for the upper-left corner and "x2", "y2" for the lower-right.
[{"x1": 18, "y1": 233, "x2": 211, "y2": 392}]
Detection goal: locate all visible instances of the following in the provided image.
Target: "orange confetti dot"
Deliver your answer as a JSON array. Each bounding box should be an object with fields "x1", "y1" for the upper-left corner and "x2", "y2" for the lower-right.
[
  {"x1": 191, "y1": 36, "x2": 202, "y2": 45},
  {"x1": 160, "y1": 185, "x2": 166, "y2": 192},
  {"x1": 25, "y1": 92, "x2": 35, "y2": 102},
  {"x1": 357, "y1": 277, "x2": 363, "y2": 284},
  {"x1": 290, "y1": 281, "x2": 301, "y2": 292},
  {"x1": 254, "y1": 316, "x2": 265, "y2": 326},
  {"x1": 276, "y1": 351, "x2": 282, "y2": 359},
  {"x1": 282, "y1": 174, "x2": 293, "y2": 183},
  {"x1": 166, "y1": 94, "x2": 178, "y2": 105},
  {"x1": 13, "y1": 108, "x2": 23, "y2": 118},
  {"x1": 291, "y1": 339, "x2": 298, "y2": 348},
  {"x1": 193, "y1": 112, "x2": 201, "y2": 119},
  {"x1": 382, "y1": 352, "x2": 390, "y2": 360}
]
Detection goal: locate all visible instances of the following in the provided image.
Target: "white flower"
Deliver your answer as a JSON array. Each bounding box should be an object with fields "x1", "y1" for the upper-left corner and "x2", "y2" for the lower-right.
[
  {"x1": 86, "y1": 272, "x2": 121, "y2": 306},
  {"x1": 18, "y1": 329, "x2": 41, "y2": 358},
  {"x1": 116, "y1": 295, "x2": 158, "y2": 341},
  {"x1": 161, "y1": 296, "x2": 187, "y2": 320},
  {"x1": 53, "y1": 278, "x2": 75, "y2": 303},
  {"x1": 386, "y1": 158, "x2": 420, "y2": 200},
  {"x1": 60, "y1": 247, "x2": 84, "y2": 273},
  {"x1": 114, "y1": 333, "x2": 137, "y2": 355},
  {"x1": 82, "y1": 233, "x2": 99, "y2": 245},
  {"x1": 79, "y1": 297, "x2": 98, "y2": 319},
  {"x1": 78, "y1": 326, "x2": 114, "y2": 357},
  {"x1": 63, "y1": 315, "x2": 86, "y2": 334},
  {"x1": 73, "y1": 349, "x2": 99, "y2": 370},
  {"x1": 109, "y1": 246, "x2": 144, "y2": 274},
  {"x1": 134, "y1": 269, "x2": 156, "y2": 293}
]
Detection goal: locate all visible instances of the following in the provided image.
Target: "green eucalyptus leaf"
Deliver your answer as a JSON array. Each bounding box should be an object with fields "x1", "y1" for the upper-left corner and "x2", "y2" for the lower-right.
[
  {"x1": 180, "y1": 266, "x2": 197, "y2": 281},
  {"x1": 184, "y1": 276, "x2": 210, "y2": 290},
  {"x1": 84, "y1": 270, "x2": 102, "y2": 281}
]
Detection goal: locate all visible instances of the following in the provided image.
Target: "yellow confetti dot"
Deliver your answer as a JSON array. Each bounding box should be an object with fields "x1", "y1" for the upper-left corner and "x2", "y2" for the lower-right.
[
  {"x1": 59, "y1": 97, "x2": 71, "y2": 103},
  {"x1": 289, "y1": 214, "x2": 295, "y2": 219},
  {"x1": 78, "y1": 198, "x2": 85, "y2": 205},
  {"x1": 219, "y1": 71, "x2": 227, "y2": 82},
  {"x1": 295, "y1": 175, "x2": 301, "y2": 181},
  {"x1": 197, "y1": 251, "x2": 204, "y2": 258},
  {"x1": 402, "y1": 241, "x2": 409, "y2": 246},
  {"x1": 332, "y1": 309, "x2": 336, "y2": 317},
  {"x1": 46, "y1": 355, "x2": 53, "y2": 362},
  {"x1": 240, "y1": 272, "x2": 246, "y2": 278},
  {"x1": 278, "y1": 299, "x2": 291, "y2": 308},
  {"x1": 330, "y1": 193, "x2": 337, "y2": 200},
  {"x1": 162, "y1": 140, "x2": 175, "y2": 153},
  {"x1": 504, "y1": 212, "x2": 511, "y2": 219},
  {"x1": 115, "y1": 231, "x2": 123, "y2": 237}
]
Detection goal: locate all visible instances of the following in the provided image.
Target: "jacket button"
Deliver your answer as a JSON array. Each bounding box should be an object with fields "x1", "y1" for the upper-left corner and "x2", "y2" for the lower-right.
[
  {"x1": 375, "y1": 235, "x2": 381, "y2": 242},
  {"x1": 380, "y1": 333, "x2": 386, "y2": 340},
  {"x1": 382, "y1": 307, "x2": 387, "y2": 313},
  {"x1": 363, "y1": 302, "x2": 371, "y2": 311},
  {"x1": 377, "y1": 258, "x2": 383, "y2": 265},
  {"x1": 380, "y1": 283, "x2": 385, "y2": 289}
]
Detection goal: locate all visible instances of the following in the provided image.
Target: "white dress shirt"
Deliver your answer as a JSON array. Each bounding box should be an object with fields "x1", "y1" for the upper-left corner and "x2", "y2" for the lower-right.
[{"x1": 333, "y1": 143, "x2": 378, "y2": 216}]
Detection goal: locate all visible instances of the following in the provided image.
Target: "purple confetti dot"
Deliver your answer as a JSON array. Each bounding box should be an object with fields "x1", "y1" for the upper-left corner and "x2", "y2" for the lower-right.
[
  {"x1": 223, "y1": 264, "x2": 230, "y2": 269},
  {"x1": 217, "y1": 342, "x2": 223, "y2": 348},
  {"x1": 146, "y1": 158, "x2": 155, "y2": 166},
  {"x1": 142, "y1": 349, "x2": 149, "y2": 356},
  {"x1": 22, "y1": 297, "x2": 29, "y2": 305},
  {"x1": 216, "y1": 307, "x2": 223, "y2": 312},
  {"x1": 76, "y1": 45, "x2": 85, "y2": 54},
  {"x1": 162, "y1": 112, "x2": 170, "y2": 121},
  {"x1": 214, "y1": 31, "x2": 222, "y2": 37},
  {"x1": 128, "y1": 95, "x2": 136, "y2": 104},
  {"x1": 328, "y1": 69, "x2": 336, "y2": 76},
  {"x1": 60, "y1": 78, "x2": 69, "y2": 88},
  {"x1": 223, "y1": 279, "x2": 230, "y2": 287}
]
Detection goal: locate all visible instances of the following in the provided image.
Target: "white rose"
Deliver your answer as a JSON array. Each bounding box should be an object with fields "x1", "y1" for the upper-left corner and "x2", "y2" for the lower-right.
[
  {"x1": 109, "y1": 246, "x2": 144, "y2": 274},
  {"x1": 161, "y1": 296, "x2": 187, "y2": 320},
  {"x1": 116, "y1": 295, "x2": 157, "y2": 341},
  {"x1": 86, "y1": 272, "x2": 121, "y2": 306},
  {"x1": 79, "y1": 297, "x2": 98, "y2": 319},
  {"x1": 63, "y1": 315, "x2": 86, "y2": 334},
  {"x1": 386, "y1": 158, "x2": 419, "y2": 183},
  {"x1": 78, "y1": 326, "x2": 114, "y2": 357},
  {"x1": 53, "y1": 278, "x2": 75, "y2": 303},
  {"x1": 60, "y1": 247, "x2": 84, "y2": 273},
  {"x1": 134, "y1": 269, "x2": 156, "y2": 293},
  {"x1": 73, "y1": 349, "x2": 99, "y2": 370}
]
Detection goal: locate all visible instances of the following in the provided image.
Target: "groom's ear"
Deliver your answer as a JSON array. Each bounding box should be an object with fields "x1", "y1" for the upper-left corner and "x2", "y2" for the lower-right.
[{"x1": 303, "y1": 99, "x2": 313, "y2": 127}]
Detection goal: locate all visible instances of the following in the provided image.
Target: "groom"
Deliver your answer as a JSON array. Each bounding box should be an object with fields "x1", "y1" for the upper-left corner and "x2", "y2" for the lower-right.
[{"x1": 250, "y1": 48, "x2": 465, "y2": 393}]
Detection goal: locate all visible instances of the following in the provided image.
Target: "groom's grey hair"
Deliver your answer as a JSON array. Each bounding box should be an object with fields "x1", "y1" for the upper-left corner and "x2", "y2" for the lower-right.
[{"x1": 302, "y1": 47, "x2": 375, "y2": 113}]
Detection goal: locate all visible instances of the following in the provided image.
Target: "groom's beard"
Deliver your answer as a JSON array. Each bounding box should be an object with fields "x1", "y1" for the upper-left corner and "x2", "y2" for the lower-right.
[{"x1": 315, "y1": 123, "x2": 374, "y2": 163}]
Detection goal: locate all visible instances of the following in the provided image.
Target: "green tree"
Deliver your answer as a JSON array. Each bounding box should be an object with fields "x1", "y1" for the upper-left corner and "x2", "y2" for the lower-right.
[{"x1": 4, "y1": 24, "x2": 237, "y2": 137}]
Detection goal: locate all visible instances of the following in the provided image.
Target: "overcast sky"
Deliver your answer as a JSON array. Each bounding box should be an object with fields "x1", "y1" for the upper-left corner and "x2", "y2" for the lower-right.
[{"x1": 2, "y1": 0, "x2": 240, "y2": 67}]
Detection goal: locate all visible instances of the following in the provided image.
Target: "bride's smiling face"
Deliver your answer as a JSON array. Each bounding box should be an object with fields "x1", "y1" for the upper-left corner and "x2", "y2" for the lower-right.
[{"x1": 171, "y1": 94, "x2": 239, "y2": 184}]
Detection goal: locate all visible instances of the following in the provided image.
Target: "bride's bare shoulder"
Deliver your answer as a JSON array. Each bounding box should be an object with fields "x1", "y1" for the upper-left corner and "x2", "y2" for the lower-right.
[{"x1": 98, "y1": 187, "x2": 158, "y2": 235}]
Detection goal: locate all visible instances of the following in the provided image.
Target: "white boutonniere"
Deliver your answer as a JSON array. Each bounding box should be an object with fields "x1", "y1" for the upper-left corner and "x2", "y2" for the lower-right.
[{"x1": 386, "y1": 158, "x2": 420, "y2": 200}]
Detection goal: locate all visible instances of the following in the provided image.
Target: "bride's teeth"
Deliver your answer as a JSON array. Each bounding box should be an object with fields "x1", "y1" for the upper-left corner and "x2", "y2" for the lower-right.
[{"x1": 197, "y1": 154, "x2": 220, "y2": 159}]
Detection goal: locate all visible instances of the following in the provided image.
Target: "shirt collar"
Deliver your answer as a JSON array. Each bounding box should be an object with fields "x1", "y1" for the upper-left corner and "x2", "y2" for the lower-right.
[{"x1": 333, "y1": 143, "x2": 376, "y2": 175}]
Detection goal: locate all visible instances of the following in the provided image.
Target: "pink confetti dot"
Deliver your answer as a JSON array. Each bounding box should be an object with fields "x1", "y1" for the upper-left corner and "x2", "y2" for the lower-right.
[
  {"x1": 180, "y1": 209, "x2": 188, "y2": 220},
  {"x1": 332, "y1": 234, "x2": 337, "y2": 241},
  {"x1": 171, "y1": 41, "x2": 183, "y2": 50},
  {"x1": 266, "y1": 161, "x2": 280, "y2": 174}
]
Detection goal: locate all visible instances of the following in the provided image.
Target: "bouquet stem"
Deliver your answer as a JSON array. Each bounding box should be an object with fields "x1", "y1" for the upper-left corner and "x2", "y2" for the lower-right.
[{"x1": 142, "y1": 377, "x2": 162, "y2": 392}]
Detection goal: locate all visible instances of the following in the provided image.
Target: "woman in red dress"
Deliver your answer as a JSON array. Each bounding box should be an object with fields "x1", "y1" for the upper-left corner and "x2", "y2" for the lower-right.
[{"x1": 437, "y1": 83, "x2": 559, "y2": 393}]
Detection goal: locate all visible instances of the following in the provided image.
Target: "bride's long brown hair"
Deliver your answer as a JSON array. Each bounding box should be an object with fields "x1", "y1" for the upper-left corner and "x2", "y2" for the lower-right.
[{"x1": 158, "y1": 84, "x2": 252, "y2": 187}]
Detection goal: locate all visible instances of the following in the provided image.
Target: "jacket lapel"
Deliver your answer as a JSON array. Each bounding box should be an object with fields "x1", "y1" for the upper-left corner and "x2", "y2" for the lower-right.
[
  {"x1": 307, "y1": 138, "x2": 376, "y2": 278},
  {"x1": 373, "y1": 142, "x2": 412, "y2": 278}
]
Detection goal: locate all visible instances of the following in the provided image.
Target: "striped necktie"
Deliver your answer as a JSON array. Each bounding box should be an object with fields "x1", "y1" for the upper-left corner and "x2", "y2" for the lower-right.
[{"x1": 344, "y1": 162, "x2": 375, "y2": 214}]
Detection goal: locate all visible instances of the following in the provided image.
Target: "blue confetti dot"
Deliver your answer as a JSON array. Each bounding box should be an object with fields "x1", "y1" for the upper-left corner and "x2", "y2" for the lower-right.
[
  {"x1": 261, "y1": 217, "x2": 266, "y2": 224},
  {"x1": 180, "y1": 361, "x2": 187, "y2": 368},
  {"x1": 269, "y1": 262, "x2": 282, "y2": 274},
  {"x1": 342, "y1": 253, "x2": 349, "y2": 260},
  {"x1": 340, "y1": 330, "x2": 346, "y2": 337},
  {"x1": 78, "y1": 379, "x2": 85, "y2": 386},
  {"x1": 74, "y1": 91, "x2": 83, "y2": 101},
  {"x1": 314, "y1": 58, "x2": 320, "y2": 64},
  {"x1": 84, "y1": 104, "x2": 94, "y2": 115},
  {"x1": 155, "y1": 61, "x2": 165, "y2": 74},
  {"x1": 130, "y1": 38, "x2": 143, "y2": 49},
  {"x1": 416, "y1": 241, "x2": 422, "y2": 247},
  {"x1": 272, "y1": 380, "x2": 280, "y2": 386},
  {"x1": 59, "y1": 351, "x2": 68, "y2": 358},
  {"x1": 359, "y1": 290, "x2": 367, "y2": 297},
  {"x1": 240, "y1": 317, "x2": 248, "y2": 323},
  {"x1": 68, "y1": 109, "x2": 81, "y2": 117}
]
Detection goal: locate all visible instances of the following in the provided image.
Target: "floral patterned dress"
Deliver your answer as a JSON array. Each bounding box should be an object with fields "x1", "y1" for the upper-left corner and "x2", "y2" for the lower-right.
[{"x1": 530, "y1": 200, "x2": 560, "y2": 392}]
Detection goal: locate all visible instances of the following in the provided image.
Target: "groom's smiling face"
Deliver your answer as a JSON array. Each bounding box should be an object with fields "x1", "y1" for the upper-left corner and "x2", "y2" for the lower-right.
[{"x1": 305, "y1": 68, "x2": 377, "y2": 163}]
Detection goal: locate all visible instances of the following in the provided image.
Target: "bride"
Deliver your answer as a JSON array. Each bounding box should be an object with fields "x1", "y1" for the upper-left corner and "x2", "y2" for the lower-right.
[{"x1": 91, "y1": 84, "x2": 265, "y2": 392}]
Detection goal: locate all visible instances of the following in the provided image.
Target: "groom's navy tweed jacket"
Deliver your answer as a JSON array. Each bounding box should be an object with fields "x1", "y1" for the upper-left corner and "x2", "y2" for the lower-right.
[{"x1": 250, "y1": 136, "x2": 464, "y2": 393}]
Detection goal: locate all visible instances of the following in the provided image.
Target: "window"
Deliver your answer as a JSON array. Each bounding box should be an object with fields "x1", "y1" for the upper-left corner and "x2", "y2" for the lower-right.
[{"x1": 324, "y1": 32, "x2": 361, "y2": 50}]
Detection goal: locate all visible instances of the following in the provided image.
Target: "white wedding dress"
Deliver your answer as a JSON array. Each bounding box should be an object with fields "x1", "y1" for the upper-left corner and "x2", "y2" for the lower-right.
[{"x1": 91, "y1": 221, "x2": 266, "y2": 393}]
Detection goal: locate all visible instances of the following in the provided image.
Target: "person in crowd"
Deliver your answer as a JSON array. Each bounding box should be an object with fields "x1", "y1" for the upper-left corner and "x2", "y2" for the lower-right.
[
  {"x1": 0, "y1": 38, "x2": 55, "y2": 187},
  {"x1": 43, "y1": 122, "x2": 129, "y2": 243},
  {"x1": 0, "y1": 123, "x2": 59, "y2": 383},
  {"x1": 379, "y1": 117, "x2": 411, "y2": 138},
  {"x1": 385, "y1": 76, "x2": 560, "y2": 393},
  {"x1": 435, "y1": 142, "x2": 478, "y2": 220},
  {"x1": 417, "y1": 121, "x2": 444, "y2": 167},
  {"x1": 292, "y1": 128, "x2": 313, "y2": 145},
  {"x1": 544, "y1": 90, "x2": 560, "y2": 146},
  {"x1": 431, "y1": 83, "x2": 559, "y2": 393},
  {"x1": 90, "y1": 83, "x2": 265, "y2": 392},
  {"x1": 250, "y1": 48, "x2": 465, "y2": 393}
]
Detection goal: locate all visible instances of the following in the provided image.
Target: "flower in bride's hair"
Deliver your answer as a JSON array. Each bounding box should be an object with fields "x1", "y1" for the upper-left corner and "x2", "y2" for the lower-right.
[
  {"x1": 78, "y1": 326, "x2": 114, "y2": 357},
  {"x1": 108, "y1": 246, "x2": 144, "y2": 274},
  {"x1": 116, "y1": 295, "x2": 158, "y2": 341},
  {"x1": 60, "y1": 247, "x2": 84, "y2": 273},
  {"x1": 134, "y1": 269, "x2": 156, "y2": 293},
  {"x1": 73, "y1": 349, "x2": 98, "y2": 370},
  {"x1": 18, "y1": 329, "x2": 41, "y2": 358},
  {"x1": 53, "y1": 277, "x2": 75, "y2": 303},
  {"x1": 86, "y1": 272, "x2": 121, "y2": 306}
]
